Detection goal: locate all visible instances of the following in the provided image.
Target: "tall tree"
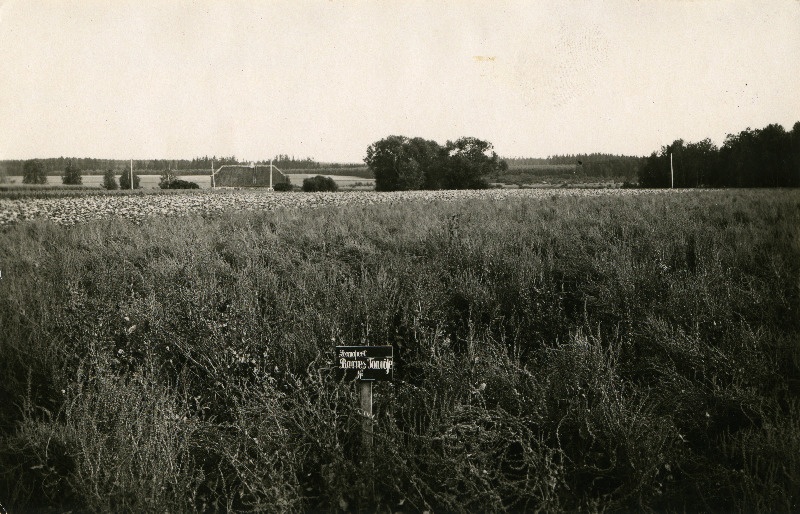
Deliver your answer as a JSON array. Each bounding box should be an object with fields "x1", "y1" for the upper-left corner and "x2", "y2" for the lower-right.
[
  {"x1": 756, "y1": 123, "x2": 792, "y2": 187},
  {"x1": 443, "y1": 137, "x2": 499, "y2": 189},
  {"x1": 159, "y1": 168, "x2": 178, "y2": 189},
  {"x1": 407, "y1": 137, "x2": 445, "y2": 190},
  {"x1": 102, "y1": 169, "x2": 118, "y2": 190},
  {"x1": 365, "y1": 136, "x2": 426, "y2": 191},
  {"x1": 791, "y1": 122, "x2": 800, "y2": 187},
  {"x1": 62, "y1": 161, "x2": 82, "y2": 185},
  {"x1": 22, "y1": 159, "x2": 47, "y2": 184},
  {"x1": 683, "y1": 139, "x2": 718, "y2": 187},
  {"x1": 638, "y1": 151, "x2": 668, "y2": 188},
  {"x1": 119, "y1": 169, "x2": 140, "y2": 189}
]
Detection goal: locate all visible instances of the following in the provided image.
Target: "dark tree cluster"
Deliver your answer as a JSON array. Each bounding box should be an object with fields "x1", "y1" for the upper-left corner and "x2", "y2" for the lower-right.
[
  {"x1": 102, "y1": 169, "x2": 118, "y2": 190},
  {"x1": 364, "y1": 136, "x2": 506, "y2": 191},
  {"x1": 639, "y1": 121, "x2": 800, "y2": 188},
  {"x1": 22, "y1": 159, "x2": 47, "y2": 184},
  {"x1": 301, "y1": 175, "x2": 338, "y2": 192},
  {"x1": 61, "y1": 161, "x2": 82, "y2": 185},
  {"x1": 118, "y1": 169, "x2": 140, "y2": 190},
  {"x1": 160, "y1": 179, "x2": 199, "y2": 190}
]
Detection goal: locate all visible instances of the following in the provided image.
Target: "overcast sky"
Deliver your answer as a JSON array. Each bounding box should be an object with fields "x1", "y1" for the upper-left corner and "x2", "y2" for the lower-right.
[{"x1": 1, "y1": 0, "x2": 799, "y2": 162}]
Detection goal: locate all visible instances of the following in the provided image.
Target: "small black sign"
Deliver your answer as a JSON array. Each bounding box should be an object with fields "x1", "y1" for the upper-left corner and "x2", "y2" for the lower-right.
[{"x1": 335, "y1": 346, "x2": 393, "y2": 381}]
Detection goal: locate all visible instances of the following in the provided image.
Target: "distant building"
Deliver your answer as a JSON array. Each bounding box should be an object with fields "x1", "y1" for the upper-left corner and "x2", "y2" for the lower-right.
[{"x1": 213, "y1": 164, "x2": 290, "y2": 188}]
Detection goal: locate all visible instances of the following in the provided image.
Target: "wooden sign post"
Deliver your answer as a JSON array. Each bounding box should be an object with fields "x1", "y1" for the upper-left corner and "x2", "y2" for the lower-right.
[{"x1": 335, "y1": 346, "x2": 393, "y2": 459}]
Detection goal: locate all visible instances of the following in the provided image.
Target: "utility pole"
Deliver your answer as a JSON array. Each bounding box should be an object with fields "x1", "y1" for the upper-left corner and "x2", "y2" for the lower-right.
[
  {"x1": 269, "y1": 159, "x2": 274, "y2": 191},
  {"x1": 130, "y1": 159, "x2": 134, "y2": 190},
  {"x1": 211, "y1": 159, "x2": 215, "y2": 189},
  {"x1": 670, "y1": 152, "x2": 674, "y2": 189}
]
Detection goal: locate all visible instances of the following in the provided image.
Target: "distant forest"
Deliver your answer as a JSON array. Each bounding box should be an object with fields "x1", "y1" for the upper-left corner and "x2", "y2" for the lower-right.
[
  {"x1": 0, "y1": 155, "x2": 364, "y2": 176},
  {"x1": 639, "y1": 121, "x2": 800, "y2": 188},
  {"x1": 504, "y1": 154, "x2": 645, "y2": 180}
]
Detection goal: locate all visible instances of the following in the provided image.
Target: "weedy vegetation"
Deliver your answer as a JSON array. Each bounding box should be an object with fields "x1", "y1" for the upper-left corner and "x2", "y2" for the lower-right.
[{"x1": 0, "y1": 189, "x2": 798, "y2": 512}]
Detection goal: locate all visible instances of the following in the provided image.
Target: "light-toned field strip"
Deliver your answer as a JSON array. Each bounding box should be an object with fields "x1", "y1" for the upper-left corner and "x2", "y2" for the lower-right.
[
  {"x1": 282, "y1": 174, "x2": 374, "y2": 186},
  {"x1": 0, "y1": 188, "x2": 687, "y2": 226}
]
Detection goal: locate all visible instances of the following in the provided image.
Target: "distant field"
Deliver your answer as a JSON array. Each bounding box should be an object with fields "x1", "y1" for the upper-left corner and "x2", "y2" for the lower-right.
[
  {"x1": 283, "y1": 173, "x2": 375, "y2": 189},
  {"x1": 285, "y1": 166, "x2": 372, "y2": 179}
]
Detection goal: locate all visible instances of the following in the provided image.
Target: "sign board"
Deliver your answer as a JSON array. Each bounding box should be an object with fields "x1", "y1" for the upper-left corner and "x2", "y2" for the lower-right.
[{"x1": 335, "y1": 346, "x2": 393, "y2": 381}]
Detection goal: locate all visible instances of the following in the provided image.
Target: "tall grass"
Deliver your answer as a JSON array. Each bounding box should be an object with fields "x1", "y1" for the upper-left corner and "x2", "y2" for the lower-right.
[{"x1": 0, "y1": 190, "x2": 798, "y2": 511}]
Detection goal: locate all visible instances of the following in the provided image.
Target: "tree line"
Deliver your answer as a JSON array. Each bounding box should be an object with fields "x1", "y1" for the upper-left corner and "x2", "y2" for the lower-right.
[
  {"x1": 364, "y1": 136, "x2": 507, "y2": 191},
  {"x1": 1, "y1": 156, "x2": 240, "y2": 176},
  {"x1": 0, "y1": 155, "x2": 364, "y2": 177},
  {"x1": 639, "y1": 121, "x2": 800, "y2": 188},
  {"x1": 504, "y1": 154, "x2": 645, "y2": 181}
]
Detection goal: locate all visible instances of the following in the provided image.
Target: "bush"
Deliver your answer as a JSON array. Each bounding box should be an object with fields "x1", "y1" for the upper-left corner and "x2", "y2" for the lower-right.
[
  {"x1": 62, "y1": 162, "x2": 82, "y2": 185},
  {"x1": 118, "y1": 170, "x2": 140, "y2": 189},
  {"x1": 273, "y1": 181, "x2": 293, "y2": 192},
  {"x1": 22, "y1": 159, "x2": 47, "y2": 184},
  {"x1": 302, "y1": 175, "x2": 338, "y2": 192},
  {"x1": 160, "y1": 179, "x2": 199, "y2": 190},
  {"x1": 102, "y1": 169, "x2": 118, "y2": 190}
]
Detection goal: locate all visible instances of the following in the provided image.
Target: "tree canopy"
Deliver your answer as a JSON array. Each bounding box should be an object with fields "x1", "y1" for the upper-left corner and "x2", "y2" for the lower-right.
[
  {"x1": 638, "y1": 121, "x2": 800, "y2": 188},
  {"x1": 119, "y1": 169, "x2": 140, "y2": 190},
  {"x1": 301, "y1": 175, "x2": 338, "y2": 192},
  {"x1": 61, "y1": 161, "x2": 82, "y2": 185},
  {"x1": 364, "y1": 135, "x2": 505, "y2": 191},
  {"x1": 22, "y1": 159, "x2": 47, "y2": 184},
  {"x1": 102, "y1": 169, "x2": 118, "y2": 190}
]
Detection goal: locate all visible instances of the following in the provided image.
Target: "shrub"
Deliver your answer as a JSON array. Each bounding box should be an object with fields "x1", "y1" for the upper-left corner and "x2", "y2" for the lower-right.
[
  {"x1": 22, "y1": 159, "x2": 47, "y2": 184},
  {"x1": 160, "y1": 179, "x2": 199, "y2": 190},
  {"x1": 61, "y1": 162, "x2": 82, "y2": 185},
  {"x1": 102, "y1": 169, "x2": 118, "y2": 190},
  {"x1": 118, "y1": 170, "x2": 140, "y2": 189},
  {"x1": 302, "y1": 175, "x2": 338, "y2": 192},
  {"x1": 273, "y1": 181, "x2": 293, "y2": 192}
]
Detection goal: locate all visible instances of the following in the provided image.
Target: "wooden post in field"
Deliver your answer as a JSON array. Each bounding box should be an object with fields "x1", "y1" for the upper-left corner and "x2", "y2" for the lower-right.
[
  {"x1": 211, "y1": 160, "x2": 215, "y2": 189},
  {"x1": 335, "y1": 346, "x2": 393, "y2": 462},
  {"x1": 359, "y1": 381, "x2": 373, "y2": 457},
  {"x1": 130, "y1": 159, "x2": 133, "y2": 190}
]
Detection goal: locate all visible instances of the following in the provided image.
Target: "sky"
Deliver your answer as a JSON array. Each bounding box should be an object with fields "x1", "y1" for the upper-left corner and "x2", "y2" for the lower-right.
[{"x1": 1, "y1": 0, "x2": 799, "y2": 163}]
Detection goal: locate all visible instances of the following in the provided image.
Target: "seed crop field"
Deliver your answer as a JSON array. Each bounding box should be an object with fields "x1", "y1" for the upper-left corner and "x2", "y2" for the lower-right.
[
  {"x1": 0, "y1": 188, "x2": 798, "y2": 512},
  {"x1": 2, "y1": 188, "x2": 672, "y2": 226}
]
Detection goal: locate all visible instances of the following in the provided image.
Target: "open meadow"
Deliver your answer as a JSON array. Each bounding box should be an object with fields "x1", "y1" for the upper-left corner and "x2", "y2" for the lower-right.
[{"x1": 0, "y1": 188, "x2": 798, "y2": 512}]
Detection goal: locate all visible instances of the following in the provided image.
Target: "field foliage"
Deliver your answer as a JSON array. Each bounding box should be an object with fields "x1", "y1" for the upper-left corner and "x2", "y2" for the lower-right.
[{"x1": 0, "y1": 190, "x2": 798, "y2": 512}]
